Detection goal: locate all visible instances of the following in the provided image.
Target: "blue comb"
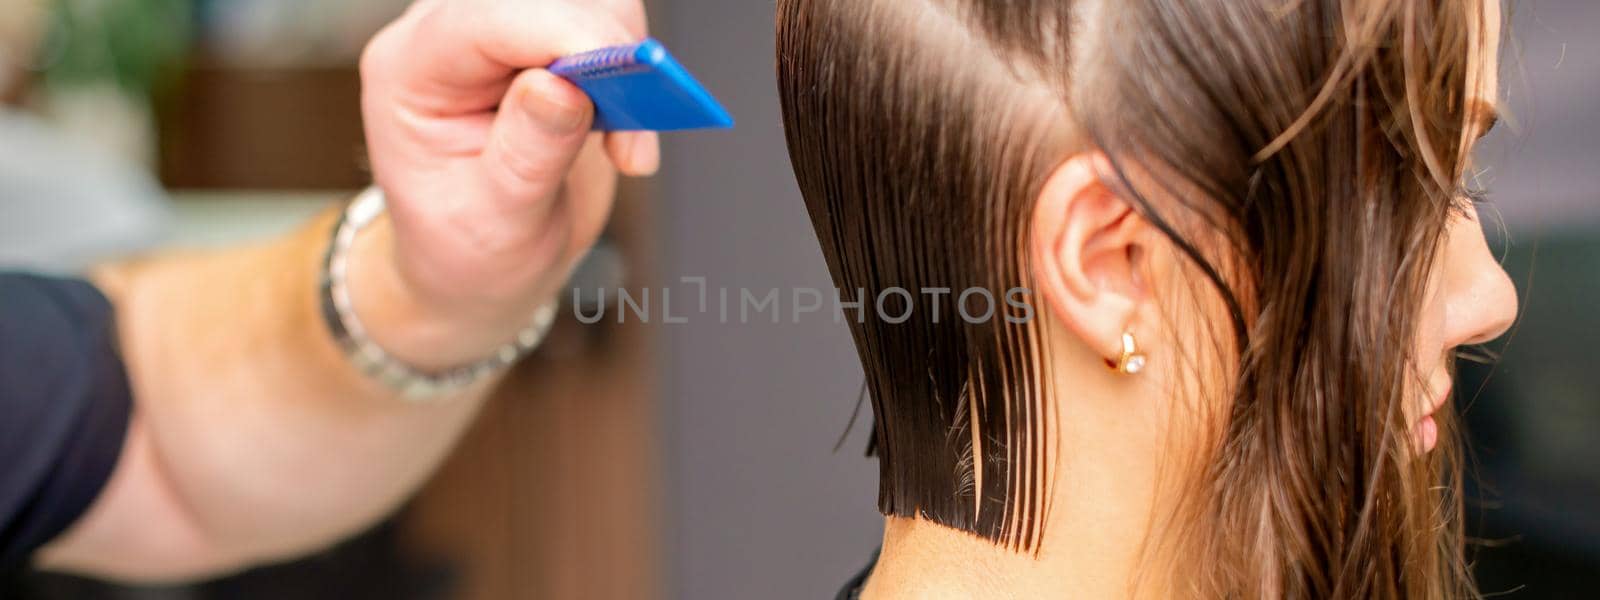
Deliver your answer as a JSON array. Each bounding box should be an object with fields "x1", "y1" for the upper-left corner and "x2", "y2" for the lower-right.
[{"x1": 548, "y1": 38, "x2": 734, "y2": 132}]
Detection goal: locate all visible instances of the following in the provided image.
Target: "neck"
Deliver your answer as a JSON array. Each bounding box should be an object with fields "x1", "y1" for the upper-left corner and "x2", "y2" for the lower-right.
[{"x1": 861, "y1": 362, "x2": 1176, "y2": 598}]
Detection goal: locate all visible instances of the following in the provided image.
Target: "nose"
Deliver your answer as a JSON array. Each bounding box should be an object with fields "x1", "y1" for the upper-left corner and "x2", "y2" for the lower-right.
[{"x1": 1440, "y1": 210, "x2": 1519, "y2": 349}]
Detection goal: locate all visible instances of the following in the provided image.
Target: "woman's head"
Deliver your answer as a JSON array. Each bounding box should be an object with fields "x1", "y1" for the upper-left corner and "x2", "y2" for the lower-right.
[{"x1": 778, "y1": 0, "x2": 1515, "y2": 597}]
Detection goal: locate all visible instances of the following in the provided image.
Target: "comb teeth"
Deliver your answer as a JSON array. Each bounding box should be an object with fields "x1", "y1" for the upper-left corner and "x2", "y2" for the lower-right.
[{"x1": 550, "y1": 43, "x2": 650, "y2": 79}]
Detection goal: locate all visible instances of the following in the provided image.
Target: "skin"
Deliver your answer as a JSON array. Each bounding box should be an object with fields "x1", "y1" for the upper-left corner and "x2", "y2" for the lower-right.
[
  {"x1": 33, "y1": 0, "x2": 655, "y2": 583},
  {"x1": 861, "y1": 1, "x2": 1515, "y2": 598}
]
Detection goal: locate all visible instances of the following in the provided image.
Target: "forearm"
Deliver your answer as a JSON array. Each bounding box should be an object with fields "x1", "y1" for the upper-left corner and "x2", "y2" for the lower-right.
[{"x1": 41, "y1": 206, "x2": 500, "y2": 581}]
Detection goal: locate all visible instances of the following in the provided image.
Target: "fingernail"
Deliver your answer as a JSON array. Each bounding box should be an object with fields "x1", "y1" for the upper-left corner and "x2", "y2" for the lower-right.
[{"x1": 525, "y1": 77, "x2": 587, "y2": 135}]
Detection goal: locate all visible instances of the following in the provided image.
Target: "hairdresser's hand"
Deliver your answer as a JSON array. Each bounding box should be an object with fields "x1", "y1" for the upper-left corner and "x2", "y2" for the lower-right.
[{"x1": 355, "y1": 0, "x2": 657, "y2": 369}]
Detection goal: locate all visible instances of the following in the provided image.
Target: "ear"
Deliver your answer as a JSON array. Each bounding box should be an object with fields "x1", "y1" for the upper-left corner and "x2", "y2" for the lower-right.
[{"x1": 1030, "y1": 153, "x2": 1149, "y2": 365}]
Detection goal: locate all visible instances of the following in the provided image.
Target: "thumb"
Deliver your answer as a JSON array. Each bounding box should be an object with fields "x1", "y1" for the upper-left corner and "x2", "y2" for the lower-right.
[{"x1": 479, "y1": 68, "x2": 596, "y2": 205}]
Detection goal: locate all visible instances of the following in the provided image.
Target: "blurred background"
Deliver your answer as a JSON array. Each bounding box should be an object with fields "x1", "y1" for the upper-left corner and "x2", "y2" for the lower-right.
[{"x1": 0, "y1": 0, "x2": 1595, "y2": 598}]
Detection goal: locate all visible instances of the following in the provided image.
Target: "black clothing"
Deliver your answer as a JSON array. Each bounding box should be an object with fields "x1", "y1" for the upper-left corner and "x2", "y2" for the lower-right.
[{"x1": 0, "y1": 274, "x2": 131, "y2": 575}]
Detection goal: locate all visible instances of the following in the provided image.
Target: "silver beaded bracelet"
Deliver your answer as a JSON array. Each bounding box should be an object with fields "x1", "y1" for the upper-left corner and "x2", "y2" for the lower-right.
[{"x1": 318, "y1": 186, "x2": 558, "y2": 401}]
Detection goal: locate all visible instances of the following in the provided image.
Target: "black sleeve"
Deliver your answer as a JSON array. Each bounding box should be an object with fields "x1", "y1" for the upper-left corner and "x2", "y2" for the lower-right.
[{"x1": 0, "y1": 273, "x2": 132, "y2": 575}]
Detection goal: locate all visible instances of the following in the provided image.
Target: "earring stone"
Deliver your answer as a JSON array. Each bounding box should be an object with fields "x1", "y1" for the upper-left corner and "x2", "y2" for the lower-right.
[
  {"x1": 1123, "y1": 353, "x2": 1146, "y2": 374},
  {"x1": 1115, "y1": 332, "x2": 1147, "y2": 375}
]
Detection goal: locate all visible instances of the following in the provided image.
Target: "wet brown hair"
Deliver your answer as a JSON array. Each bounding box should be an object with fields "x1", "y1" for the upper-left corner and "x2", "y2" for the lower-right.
[{"x1": 778, "y1": 0, "x2": 1490, "y2": 597}]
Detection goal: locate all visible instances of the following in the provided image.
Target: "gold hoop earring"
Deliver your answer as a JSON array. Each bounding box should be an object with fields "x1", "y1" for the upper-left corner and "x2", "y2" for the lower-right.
[{"x1": 1107, "y1": 332, "x2": 1147, "y2": 375}]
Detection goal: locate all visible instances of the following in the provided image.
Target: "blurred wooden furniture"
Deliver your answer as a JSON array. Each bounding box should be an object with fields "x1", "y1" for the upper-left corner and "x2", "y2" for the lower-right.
[{"x1": 158, "y1": 65, "x2": 369, "y2": 189}]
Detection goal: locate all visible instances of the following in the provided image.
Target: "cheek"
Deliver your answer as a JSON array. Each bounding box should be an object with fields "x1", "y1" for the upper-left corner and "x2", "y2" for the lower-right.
[{"x1": 1144, "y1": 249, "x2": 1243, "y2": 449}]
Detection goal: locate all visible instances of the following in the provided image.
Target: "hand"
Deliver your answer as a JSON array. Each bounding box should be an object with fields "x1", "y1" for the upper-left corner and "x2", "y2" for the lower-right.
[{"x1": 353, "y1": 0, "x2": 657, "y2": 370}]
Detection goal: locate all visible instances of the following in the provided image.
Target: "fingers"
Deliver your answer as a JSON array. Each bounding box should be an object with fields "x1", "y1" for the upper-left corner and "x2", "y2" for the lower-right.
[
  {"x1": 479, "y1": 69, "x2": 596, "y2": 203},
  {"x1": 605, "y1": 131, "x2": 660, "y2": 177},
  {"x1": 395, "y1": 2, "x2": 642, "y2": 95},
  {"x1": 560, "y1": 136, "x2": 624, "y2": 260},
  {"x1": 588, "y1": 0, "x2": 650, "y2": 40},
  {"x1": 476, "y1": 2, "x2": 637, "y2": 65}
]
